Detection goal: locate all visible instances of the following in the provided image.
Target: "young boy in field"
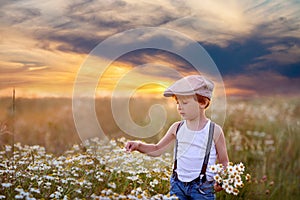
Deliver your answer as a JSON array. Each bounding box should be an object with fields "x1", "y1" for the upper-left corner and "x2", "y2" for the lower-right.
[{"x1": 125, "y1": 75, "x2": 229, "y2": 200}]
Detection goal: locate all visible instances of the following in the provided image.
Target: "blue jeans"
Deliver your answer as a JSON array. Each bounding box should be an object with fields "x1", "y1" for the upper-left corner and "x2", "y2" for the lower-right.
[{"x1": 170, "y1": 175, "x2": 215, "y2": 200}]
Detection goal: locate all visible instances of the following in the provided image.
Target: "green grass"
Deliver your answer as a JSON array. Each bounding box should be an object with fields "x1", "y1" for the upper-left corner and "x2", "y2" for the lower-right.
[
  {"x1": 220, "y1": 97, "x2": 300, "y2": 200},
  {"x1": 0, "y1": 96, "x2": 299, "y2": 199}
]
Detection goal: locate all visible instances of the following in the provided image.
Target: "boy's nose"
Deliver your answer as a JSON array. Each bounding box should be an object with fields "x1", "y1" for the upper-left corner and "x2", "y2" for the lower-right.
[{"x1": 177, "y1": 104, "x2": 182, "y2": 110}]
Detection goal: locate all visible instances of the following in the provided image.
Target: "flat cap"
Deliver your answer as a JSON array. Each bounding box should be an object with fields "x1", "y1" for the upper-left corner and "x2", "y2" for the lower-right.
[{"x1": 163, "y1": 75, "x2": 214, "y2": 99}]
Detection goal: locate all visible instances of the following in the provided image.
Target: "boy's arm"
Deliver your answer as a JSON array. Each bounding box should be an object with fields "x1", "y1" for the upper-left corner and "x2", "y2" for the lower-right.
[
  {"x1": 125, "y1": 121, "x2": 180, "y2": 157},
  {"x1": 213, "y1": 125, "x2": 229, "y2": 192},
  {"x1": 214, "y1": 125, "x2": 229, "y2": 166}
]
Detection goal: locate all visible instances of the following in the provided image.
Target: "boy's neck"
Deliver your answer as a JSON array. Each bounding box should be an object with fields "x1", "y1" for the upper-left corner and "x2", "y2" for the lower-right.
[{"x1": 186, "y1": 114, "x2": 209, "y2": 131}]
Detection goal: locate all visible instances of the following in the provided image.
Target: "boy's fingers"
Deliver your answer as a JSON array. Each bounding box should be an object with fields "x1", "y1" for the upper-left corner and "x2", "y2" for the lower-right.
[
  {"x1": 125, "y1": 142, "x2": 133, "y2": 152},
  {"x1": 214, "y1": 183, "x2": 223, "y2": 192},
  {"x1": 125, "y1": 141, "x2": 139, "y2": 152},
  {"x1": 128, "y1": 144, "x2": 132, "y2": 151},
  {"x1": 124, "y1": 143, "x2": 129, "y2": 151}
]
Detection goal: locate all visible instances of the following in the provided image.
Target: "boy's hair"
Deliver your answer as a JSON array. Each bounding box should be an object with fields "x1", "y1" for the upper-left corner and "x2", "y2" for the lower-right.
[
  {"x1": 194, "y1": 94, "x2": 210, "y2": 109},
  {"x1": 173, "y1": 94, "x2": 210, "y2": 109}
]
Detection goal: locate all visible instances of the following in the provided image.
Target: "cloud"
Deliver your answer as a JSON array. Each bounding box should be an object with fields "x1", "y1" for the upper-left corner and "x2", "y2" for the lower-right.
[
  {"x1": 2, "y1": 0, "x2": 300, "y2": 44},
  {"x1": 2, "y1": 0, "x2": 299, "y2": 55},
  {"x1": 113, "y1": 49, "x2": 194, "y2": 74},
  {"x1": 203, "y1": 33, "x2": 300, "y2": 82},
  {"x1": 250, "y1": 40, "x2": 300, "y2": 67},
  {"x1": 1, "y1": 0, "x2": 190, "y2": 54},
  {"x1": 1, "y1": 0, "x2": 300, "y2": 97},
  {"x1": 224, "y1": 71, "x2": 300, "y2": 96},
  {"x1": 45, "y1": 33, "x2": 103, "y2": 54},
  {"x1": 163, "y1": 0, "x2": 300, "y2": 48},
  {"x1": 163, "y1": 0, "x2": 254, "y2": 46},
  {"x1": 0, "y1": 3, "x2": 41, "y2": 25}
]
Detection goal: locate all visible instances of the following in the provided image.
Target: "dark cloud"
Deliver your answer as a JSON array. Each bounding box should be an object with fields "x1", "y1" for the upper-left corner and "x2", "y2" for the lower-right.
[
  {"x1": 63, "y1": 0, "x2": 181, "y2": 31},
  {"x1": 0, "y1": 6, "x2": 41, "y2": 25},
  {"x1": 201, "y1": 24, "x2": 300, "y2": 96},
  {"x1": 204, "y1": 39, "x2": 269, "y2": 76},
  {"x1": 275, "y1": 63, "x2": 300, "y2": 78},
  {"x1": 48, "y1": 33, "x2": 103, "y2": 54},
  {"x1": 224, "y1": 72, "x2": 300, "y2": 96},
  {"x1": 204, "y1": 35, "x2": 300, "y2": 79},
  {"x1": 0, "y1": 0, "x2": 20, "y2": 9},
  {"x1": 255, "y1": 15, "x2": 300, "y2": 36},
  {"x1": 28, "y1": 0, "x2": 183, "y2": 54},
  {"x1": 112, "y1": 49, "x2": 195, "y2": 73}
]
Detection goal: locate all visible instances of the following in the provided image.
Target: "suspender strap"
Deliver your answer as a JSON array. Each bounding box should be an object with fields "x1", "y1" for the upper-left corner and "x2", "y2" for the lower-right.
[
  {"x1": 199, "y1": 121, "x2": 215, "y2": 182},
  {"x1": 173, "y1": 121, "x2": 184, "y2": 175}
]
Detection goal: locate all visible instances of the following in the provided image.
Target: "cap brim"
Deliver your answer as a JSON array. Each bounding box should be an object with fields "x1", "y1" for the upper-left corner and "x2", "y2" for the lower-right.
[{"x1": 163, "y1": 90, "x2": 197, "y2": 97}]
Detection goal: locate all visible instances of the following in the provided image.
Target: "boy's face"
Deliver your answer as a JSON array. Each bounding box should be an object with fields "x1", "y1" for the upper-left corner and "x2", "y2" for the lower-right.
[{"x1": 175, "y1": 95, "x2": 201, "y2": 120}]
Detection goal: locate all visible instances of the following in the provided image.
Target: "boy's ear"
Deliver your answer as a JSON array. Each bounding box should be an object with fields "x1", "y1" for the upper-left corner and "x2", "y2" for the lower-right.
[
  {"x1": 198, "y1": 98, "x2": 210, "y2": 109},
  {"x1": 198, "y1": 101, "x2": 206, "y2": 108},
  {"x1": 195, "y1": 94, "x2": 210, "y2": 109}
]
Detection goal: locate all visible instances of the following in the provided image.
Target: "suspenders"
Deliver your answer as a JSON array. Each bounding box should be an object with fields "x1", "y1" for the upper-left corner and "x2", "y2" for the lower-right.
[
  {"x1": 172, "y1": 121, "x2": 184, "y2": 176},
  {"x1": 172, "y1": 120, "x2": 215, "y2": 183}
]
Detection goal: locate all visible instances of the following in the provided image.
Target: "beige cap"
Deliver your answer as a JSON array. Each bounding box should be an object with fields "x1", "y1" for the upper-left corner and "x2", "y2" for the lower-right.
[{"x1": 163, "y1": 75, "x2": 214, "y2": 99}]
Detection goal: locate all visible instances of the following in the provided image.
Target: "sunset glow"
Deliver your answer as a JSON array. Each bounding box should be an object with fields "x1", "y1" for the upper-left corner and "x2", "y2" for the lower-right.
[{"x1": 1, "y1": 0, "x2": 299, "y2": 98}]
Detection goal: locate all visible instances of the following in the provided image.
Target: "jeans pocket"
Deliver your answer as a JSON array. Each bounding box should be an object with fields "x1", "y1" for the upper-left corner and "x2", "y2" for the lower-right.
[
  {"x1": 170, "y1": 176, "x2": 176, "y2": 185},
  {"x1": 170, "y1": 179, "x2": 180, "y2": 197},
  {"x1": 197, "y1": 181, "x2": 214, "y2": 195},
  {"x1": 169, "y1": 176, "x2": 176, "y2": 192}
]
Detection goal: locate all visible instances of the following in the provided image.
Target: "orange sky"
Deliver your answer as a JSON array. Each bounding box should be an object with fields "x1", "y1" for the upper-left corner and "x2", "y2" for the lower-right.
[{"x1": 1, "y1": 0, "x2": 299, "y2": 98}]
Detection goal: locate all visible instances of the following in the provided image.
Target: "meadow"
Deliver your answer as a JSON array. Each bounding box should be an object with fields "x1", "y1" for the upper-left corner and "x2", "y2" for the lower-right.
[{"x1": 0, "y1": 96, "x2": 299, "y2": 199}]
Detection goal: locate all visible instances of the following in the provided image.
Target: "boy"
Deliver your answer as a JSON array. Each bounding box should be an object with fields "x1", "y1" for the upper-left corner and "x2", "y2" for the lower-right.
[{"x1": 125, "y1": 75, "x2": 229, "y2": 200}]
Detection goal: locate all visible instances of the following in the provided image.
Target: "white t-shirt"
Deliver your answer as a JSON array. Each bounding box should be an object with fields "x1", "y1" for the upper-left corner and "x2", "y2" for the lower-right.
[{"x1": 175, "y1": 120, "x2": 217, "y2": 182}]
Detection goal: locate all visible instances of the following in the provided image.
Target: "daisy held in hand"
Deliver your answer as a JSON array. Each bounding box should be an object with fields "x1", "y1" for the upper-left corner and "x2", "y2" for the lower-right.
[{"x1": 210, "y1": 162, "x2": 251, "y2": 195}]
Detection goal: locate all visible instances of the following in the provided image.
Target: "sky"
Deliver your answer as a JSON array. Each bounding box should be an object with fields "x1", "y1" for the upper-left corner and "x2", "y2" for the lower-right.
[{"x1": 0, "y1": 0, "x2": 300, "y2": 98}]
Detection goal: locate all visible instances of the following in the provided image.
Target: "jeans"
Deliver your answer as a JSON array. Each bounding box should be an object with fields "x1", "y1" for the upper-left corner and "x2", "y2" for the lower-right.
[{"x1": 170, "y1": 175, "x2": 215, "y2": 200}]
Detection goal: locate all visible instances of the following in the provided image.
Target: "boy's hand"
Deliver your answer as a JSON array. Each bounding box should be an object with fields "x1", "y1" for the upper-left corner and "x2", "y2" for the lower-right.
[
  {"x1": 125, "y1": 141, "x2": 139, "y2": 152},
  {"x1": 214, "y1": 183, "x2": 223, "y2": 192}
]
